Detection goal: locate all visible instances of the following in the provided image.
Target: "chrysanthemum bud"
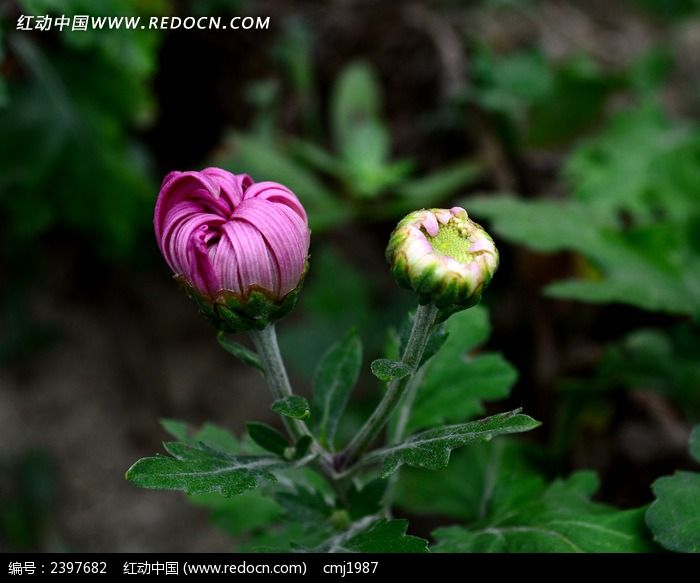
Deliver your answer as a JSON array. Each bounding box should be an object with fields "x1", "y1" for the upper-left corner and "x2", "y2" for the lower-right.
[
  {"x1": 154, "y1": 167, "x2": 310, "y2": 332},
  {"x1": 386, "y1": 207, "x2": 498, "y2": 311}
]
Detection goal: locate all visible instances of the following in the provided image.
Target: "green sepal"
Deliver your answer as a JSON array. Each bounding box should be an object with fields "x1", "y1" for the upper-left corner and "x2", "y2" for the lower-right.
[{"x1": 176, "y1": 270, "x2": 306, "y2": 334}]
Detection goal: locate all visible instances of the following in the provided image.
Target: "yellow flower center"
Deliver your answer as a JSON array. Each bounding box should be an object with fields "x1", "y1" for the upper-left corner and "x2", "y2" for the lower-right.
[{"x1": 427, "y1": 218, "x2": 472, "y2": 263}]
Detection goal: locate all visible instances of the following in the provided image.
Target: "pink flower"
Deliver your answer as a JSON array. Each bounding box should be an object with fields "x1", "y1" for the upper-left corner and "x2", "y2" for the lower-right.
[{"x1": 154, "y1": 168, "x2": 310, "y2": 302}]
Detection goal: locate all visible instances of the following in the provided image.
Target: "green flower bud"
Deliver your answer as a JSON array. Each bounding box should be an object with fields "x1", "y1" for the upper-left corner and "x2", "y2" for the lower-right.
[{"x1": 386, "y1": 207, "x2": 498, "y2": 311}]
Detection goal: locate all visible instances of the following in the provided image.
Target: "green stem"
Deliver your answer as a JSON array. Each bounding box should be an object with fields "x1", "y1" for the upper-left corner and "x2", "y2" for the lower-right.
[
  {"x1": 249, "y1": 324, "x2": 309, "y2": 442},
  {"x1": 249, "y1": 324, "x2": 345, "y2": 503},
  {"x1": 382, "y1": 365, "x2": 428, "y2": 515},
  {"x1": 339, "y1": 303, "x2": 439, "y2": 469}
]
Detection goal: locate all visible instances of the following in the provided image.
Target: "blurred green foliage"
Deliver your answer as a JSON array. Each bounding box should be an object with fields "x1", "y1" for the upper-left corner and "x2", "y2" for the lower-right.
[
  {"x1": 466, "y1": 48, "x2": 624, "y2": 147},
  {"x1": 216, "y1": 28, "x2": 482, "y2": 230},
  {"x1": 467, "y1": 103, "x2": 700, "y2": 316},
  {"x1": 0, "y1": 0, "x2": 165, "y2": 260}
]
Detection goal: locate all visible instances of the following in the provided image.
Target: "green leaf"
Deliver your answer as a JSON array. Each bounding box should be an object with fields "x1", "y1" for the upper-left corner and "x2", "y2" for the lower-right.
[
  {"x1": 189, "y1": 492, "x2": 282, "y2": 537},
  {"x1": 467, "y1": 196, "x2": 700, "y2": 315},
  {"x1": 318, "y1": 518, "x2": 429, "y2": 553},
  {"x1": 370, "y1": 358, "x2": 412, "y2": 382},
  {"x1": 311, "y1": 328, "x2": 363, "y2": 448},
  {"x1": 565, "y1": 104, "x2": 698, "y2": 223},
  {"x1": 395, "y1": 440, "x2": 545, "y2": 522},
  {"x1": 394, "y1": 161, "x2": 482, "y2": 205},
  {"x1": 365, "y1": 409, "x2": 540, "y2": 478},
  {"x1": 466, "y1": 195, "x2": 614, "y2": 255},
  {"x1": 465, "y1": 105, "x2": 700, "y2": 316},
  {"x1": 160, "y1": 419, "x2": 190, "y2": 442},
  {"x1": 288, "y1": 137, "x2": 344, "y2": 177},
  {"x1": 645, "y1": 425, "x2": 700, "y2": 553},
  {"x1": 247, "y1": 422, "x2": 290, "y2": 457},
  {"x1": 275, "y1": 486, "x2": 333, "y2": 524},
  {"x1": 409, "y1": 307, "x2": 517, "y2": 432},
  {"x1": 159, "y1": 420, "x2": 239, "y2": 454},
  {"x1": 271, "y1": 396, "x2": 311, "y2": 420},
  {"x1": 193, "y1": 423, "x2": 240, "y2": 454},
  {"x1": 646, "y1": 472, "x2": 700, "y2": 553},
  {"x1": 126, "y1": 441, "x2": 302, "y2": 497},
  {"x1": 592, "y1": 325, "x2": 700, "y2": 416},
  {"x1": 331, "y1": 61, "x2": 381, "y2": 155},
  {"x1": 294, "y1": 435, "x2": 313, "y2": 459},
  {"x1": 217, "y1": 332, "x2": 262, "y2": 371},
  {"x1": 347, "y1": 480, "x2": 386, "y2": 520},
  {"x1": 434, "y1": 471, "x2": 653, "y2": 552}
]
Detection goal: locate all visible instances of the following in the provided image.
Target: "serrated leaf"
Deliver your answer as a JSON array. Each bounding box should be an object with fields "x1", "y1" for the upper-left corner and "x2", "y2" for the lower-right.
[
  {"x1": 312, "y1": 328, "x2": 363, "y2": 448},
  {"x1": 247, "y1": 422, "x2": 289, "y2": 457},
  {"x1": 319, "y1": 518, "x2": 429, "y2": 553},
  {"x1": 467, "y1": 195, "x2": 700, "y2": 315},
  {"x1": 217, "y1": 332, "x2": 262, "y2": 371},
  {"x1": 271, "y1": 395, "x2": 311, "y2": 420},
  {"x1": 465, "y1": 105, "x2": 700, "y2": 317},
  {"x1": 645, "y1": 425, "x2": 700, "y2": 553},
  {"x1": 434, "y1": 470, "x2": 653, "y2": 552},
  {"x1": 126, "y1": 442, "x2": 299, "y2": 498},
  {"x1": 275, "y1": 486, "x2": 333, "y2": 524},
  {"x1": 408, "y1": 307, "x2": 517, "y2": 432},
  {"x1": 396, "y1": 440, "x2": 545, "y2": 521},
  {"x1": 646, "y1": 472, "x2": 700, "y2": 553},
  {"x1": 370, "y1": 358, "x2": 412, "y2": 382},
  {"x1": 365, "y1": 410, "x2": 540, "y2": 478}
]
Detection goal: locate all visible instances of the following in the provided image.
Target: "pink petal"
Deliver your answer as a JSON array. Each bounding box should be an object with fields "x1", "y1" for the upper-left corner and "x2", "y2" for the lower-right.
[
  {"x1": 243, "y1": 181, "x2": 308, "y2": 223},
  {"x1": 201, "y1": 167, "x2": 253, "y2": 210},
  {"x1": 420, "y1": 212, "x2": 439, "y2": 237},
  {"x1": 235, "y1": 198, "x2": 309, "y2": 295},
  {"x1": 209, "y1": 229, "x2": 242, "y2": 295},
  {"x1": 221, "y1": 221, "x2": 280, "y2": 296},
  {"x1": 154, "y1": 171, "x2": 229, "y2": 243},
  {"x1": 187, "y1": 225, "x2": 221, "y2": 297},
  {"x1": 160, "y1": 202, "x2": 225, "y2": 274}
]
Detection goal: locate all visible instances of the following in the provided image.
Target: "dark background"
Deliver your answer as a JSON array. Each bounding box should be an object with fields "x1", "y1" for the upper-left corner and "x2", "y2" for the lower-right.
[{"x1": 1, "y1": 0, "x2": 699, "y2": 551}]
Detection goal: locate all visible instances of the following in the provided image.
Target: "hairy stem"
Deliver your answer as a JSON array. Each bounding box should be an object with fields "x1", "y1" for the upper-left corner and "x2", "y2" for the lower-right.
[
  {"x1": 249, "y1": 324, "x2": 309, "y2": 442},
  {"x1": 339, "y1": 303, "x2": 439, "y2": 469},
  {"x1": 382, "y1": 365, "x2": 428, "y2": 515},
  {"x1": 249, "y1": 324, "x2": 345, "y2": 503}
]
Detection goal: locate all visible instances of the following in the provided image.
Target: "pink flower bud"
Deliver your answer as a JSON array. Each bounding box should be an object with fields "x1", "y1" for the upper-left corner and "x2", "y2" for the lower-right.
[{"x1": 154, "y1": 167, "x2": 310, "y2": 331}]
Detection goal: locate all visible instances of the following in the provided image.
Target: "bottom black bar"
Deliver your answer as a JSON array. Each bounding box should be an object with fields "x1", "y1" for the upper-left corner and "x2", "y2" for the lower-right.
[{"x1": 0, "y1": 553, "x2": 693, "y2": 578}]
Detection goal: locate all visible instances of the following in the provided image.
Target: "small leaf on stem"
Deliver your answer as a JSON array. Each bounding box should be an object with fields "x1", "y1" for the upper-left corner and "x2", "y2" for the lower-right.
[
  {"x1": 247, "y1": 422, "x2": 290, "y2": 457},
  {"x1": 312, "y1": 328, "x2": 363, "y2": 448},
  {"x1": 272, "y1": 395, "x2": 311, "y2": 420},
  {"x1": 217, "y1": 332, "x2": 263, "y2": 371},
  {"x1": 370, "y1": 359, "x2": 412, "y2": 382}
]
